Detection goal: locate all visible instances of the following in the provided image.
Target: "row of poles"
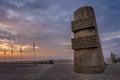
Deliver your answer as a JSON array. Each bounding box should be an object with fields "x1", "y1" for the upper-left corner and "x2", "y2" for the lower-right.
[{"x1": 3, "y1": 43, "x2": 36, "y2": 62}]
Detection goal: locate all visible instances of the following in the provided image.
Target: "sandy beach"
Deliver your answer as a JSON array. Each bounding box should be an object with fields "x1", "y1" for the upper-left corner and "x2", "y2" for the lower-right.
[
  {"x1": 36, "y1": 64, "x2": 120, "y2": 80},
  {"x1": 0, "y1": 63, "x2": 53, "y2": 80},
  {"x1": 0, "y1": 61, "x2": 120, "y2": 80}
]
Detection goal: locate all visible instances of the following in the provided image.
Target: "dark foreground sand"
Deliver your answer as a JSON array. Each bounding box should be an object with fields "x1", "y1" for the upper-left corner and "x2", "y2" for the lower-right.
[
  {"x1": 0, "y1": 63, "x2": 53, "y2": 80},
  {"x1": 0, "y1": 63, "x2": 120, "y2": 80}
]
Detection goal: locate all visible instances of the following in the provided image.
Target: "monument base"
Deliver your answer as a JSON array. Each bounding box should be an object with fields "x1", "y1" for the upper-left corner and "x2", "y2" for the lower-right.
[
  {"x1": 74, "y1": 66, "x2": 105, "y2": 74},
  {"x1": 74, "y1": 48, "x2": 105, "y2": 74}
]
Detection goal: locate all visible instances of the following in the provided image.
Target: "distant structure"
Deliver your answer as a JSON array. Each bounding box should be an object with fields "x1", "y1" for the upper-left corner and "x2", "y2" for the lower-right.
[
  {"x1": 117, "y1": 57, "x2": 120, "y2": 63},
  {"x1": 20, "y1": 45, "x2": 22, "y2": 62},
  {"x1": 4, "y1": 49, "x2": 6, "y2": 62},
  {"x1": 111, "y1": 52, "x2": 117, "y2": 63},
  {"x1": 33, "y1": 43, "x2": 36, "y2": 61},
  {"x1": 11, "y1": 48, "x2": 14, "y2": 62},
  {"x1": 71, "y1": 6, "x2": 105, "y2": 73}
]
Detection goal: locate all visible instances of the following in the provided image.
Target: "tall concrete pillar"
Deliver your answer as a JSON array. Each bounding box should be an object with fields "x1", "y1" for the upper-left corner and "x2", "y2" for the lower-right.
[{"x1": 71, "y1": 6, "x2": 105, "y2": 74}]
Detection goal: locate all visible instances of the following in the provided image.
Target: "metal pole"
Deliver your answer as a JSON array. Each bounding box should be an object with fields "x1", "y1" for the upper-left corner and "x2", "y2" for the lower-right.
[
  {"x1": 20, "y1": 46, "x2": 22, "y2": 62},
  {"x1": 21, "y1": 51, "x2": 22, "y2": 62},
  {"x1": 34, "y1": 49, "x2": 35, "y2": 61},
  {"x1": 33, "y1": 43, "x2": 35, "y2": 62},
  {"x1": 11, "y1": 48, "x2": 13, "y2": 62},
  {"x1": 4, "y1": 50, "x2": 6, "y2": 63}
]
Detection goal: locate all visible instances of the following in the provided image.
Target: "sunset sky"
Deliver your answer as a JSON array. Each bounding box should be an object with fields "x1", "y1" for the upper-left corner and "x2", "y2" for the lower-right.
[{"x1": 0, "y1": 0, "x2": 120, "y2": 61}]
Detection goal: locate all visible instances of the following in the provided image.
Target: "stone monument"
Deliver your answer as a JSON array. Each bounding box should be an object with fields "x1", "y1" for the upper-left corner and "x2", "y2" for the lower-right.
[{"x1": 71, "y1": 6, "x2": 105, "y2": 73}]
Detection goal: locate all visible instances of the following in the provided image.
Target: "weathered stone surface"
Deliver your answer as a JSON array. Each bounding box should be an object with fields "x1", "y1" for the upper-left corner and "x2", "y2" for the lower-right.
[{"x1": 71, "y1": 6, "x2": 105, "y2": 74}]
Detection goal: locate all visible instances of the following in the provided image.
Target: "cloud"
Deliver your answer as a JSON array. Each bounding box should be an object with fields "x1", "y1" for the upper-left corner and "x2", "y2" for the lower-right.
[
  {"x1": 7, "y1": 9, "x2": 20, "y2": 19},
  {"x1": 0, "y1": 23, "x2": 19, "y2": 34},
  {"x1": 0, "y1": 0, "x2": 120, "y2": 60},
  {"x1": 101, "y1": 31, "x2": 120, "y2": 58},
  {"x1": 101, "y1": 31, "x2": 120, "y2": 41}
]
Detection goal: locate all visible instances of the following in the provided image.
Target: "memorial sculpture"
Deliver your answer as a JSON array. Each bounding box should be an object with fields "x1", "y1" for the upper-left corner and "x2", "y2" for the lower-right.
[{"x1": 71, "y1": 6, "x2": 105, "y2": 73}]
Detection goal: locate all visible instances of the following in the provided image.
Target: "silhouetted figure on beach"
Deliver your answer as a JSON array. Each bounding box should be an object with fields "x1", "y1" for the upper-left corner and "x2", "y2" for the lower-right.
[
  {"x1": 49, "y1": 60, "x2": 54, "y2": 64},
  {"x1": 40, "y1": 60, "x2": 54, "y2": 64}
]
